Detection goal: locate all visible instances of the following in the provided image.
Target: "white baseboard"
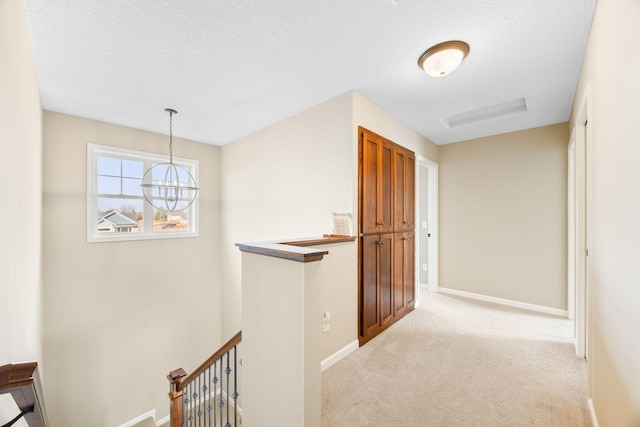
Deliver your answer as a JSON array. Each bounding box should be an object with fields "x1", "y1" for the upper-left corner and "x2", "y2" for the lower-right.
[
  {"x1": 437, "y1": 287, "x2": 568, "y2": 317},
  {"x1": 588, "y1": 398, "x2": 599, "y2": 427},
  {"x1": 117, "y1": 409, "x2": 156, "y2": 427},
  {"x1": 156, "y1": 415, "x2": 169, "y2": 427},
  {"x1": 321, "y1": 340, "x2": 359, "y2": 372},
  {"x1": 419, "y1": 283, "x2": 439, "y2": 292}
]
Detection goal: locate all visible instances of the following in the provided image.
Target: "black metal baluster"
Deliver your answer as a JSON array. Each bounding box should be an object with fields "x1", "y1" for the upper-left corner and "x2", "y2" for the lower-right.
[
  {"x1": 233, "y1": 345, "x2": 238, "y2": 427},
  {"x1": 225, "y1": 352, "x2": 231, "y2": 427},
  {"x1": 219, "y1": 356, "x2": 224, "y2": 427},
  {"x1": 181, "y1": 382, "x2": 186, "y2": 427},
  {"x1": 207, "y1": 366, "x2": 212, "y2": 427},
  {"x1": 189, "y1": 381, "x2": 193, "y2": 427},
  {"x1": 201, "y1": 374, "x2": 205, "y2": 427},
  {"x1": 203, "y1": 372, "x2": 207, "y2": 427},
  {"x1": 202, "y1": 372, "x2": 206, "y2": 427},
  {"x1": 191, "y1": 380, "x2": 195, "y2": 427},
  {"x1": 185, "y1": 381, "x2": 189, "y2": 427},
  {"x1": 213, "y1": 360, "x2": 218, "y2": 427},
  {"x1": 187, "y1": 381, "x2": 191, "y2": 427},
  {"x1": 192, "y1": 379, "x2": 196, "y2": 427}
]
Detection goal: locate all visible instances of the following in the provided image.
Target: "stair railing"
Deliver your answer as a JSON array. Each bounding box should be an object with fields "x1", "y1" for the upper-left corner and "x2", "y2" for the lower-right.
[
  {"x1": 0, "y1": 362, "x2": 48, "y2": 427},
  {"x1": 168, "y1": 331, "x2": 242, "y2": 427}
]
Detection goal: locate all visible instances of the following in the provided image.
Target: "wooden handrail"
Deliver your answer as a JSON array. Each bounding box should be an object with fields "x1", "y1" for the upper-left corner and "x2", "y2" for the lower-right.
[
  {"x1": 175, "y1": 331, "x2": 242, "y2": 392},
  {"x1": 0, "y1": 362, "x2": 47, "y2": 427}
]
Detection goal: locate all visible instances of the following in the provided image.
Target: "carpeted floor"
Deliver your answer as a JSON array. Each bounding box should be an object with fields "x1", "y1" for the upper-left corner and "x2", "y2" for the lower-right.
[{"x1": 321, "y1": 290, "x2": 591, "y2": 427}]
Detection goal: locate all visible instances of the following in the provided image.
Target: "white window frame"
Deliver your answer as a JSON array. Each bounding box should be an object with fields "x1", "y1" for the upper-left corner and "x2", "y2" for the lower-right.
[{"x1": 87, "y1": 143, "x2": 199, "y2": 243}]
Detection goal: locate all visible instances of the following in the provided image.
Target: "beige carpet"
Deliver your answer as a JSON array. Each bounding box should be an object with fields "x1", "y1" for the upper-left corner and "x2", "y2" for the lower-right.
[{"x1": 322, "y1": 290, "x2": 591, "y2": 427}]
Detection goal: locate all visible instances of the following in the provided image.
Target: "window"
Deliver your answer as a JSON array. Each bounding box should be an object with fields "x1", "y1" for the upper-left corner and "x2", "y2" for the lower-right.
[{"x1": 87, "y1": 143, "x2": 198, "y2": 242}]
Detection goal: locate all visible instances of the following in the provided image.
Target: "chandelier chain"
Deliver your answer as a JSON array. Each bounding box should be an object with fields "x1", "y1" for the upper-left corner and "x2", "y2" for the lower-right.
[{"x1": 169, "y1": 109, "x2": 174, "y2": 164}]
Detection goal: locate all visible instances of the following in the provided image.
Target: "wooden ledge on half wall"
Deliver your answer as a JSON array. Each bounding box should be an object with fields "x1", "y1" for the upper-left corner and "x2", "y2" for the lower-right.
[{"x1": 236, "y1": 234, "x2": 356, "y2": 263}]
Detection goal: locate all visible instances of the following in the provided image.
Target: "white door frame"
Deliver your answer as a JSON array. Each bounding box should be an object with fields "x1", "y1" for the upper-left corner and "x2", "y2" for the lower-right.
[
  {"x1": 416, "y1": 155, "x2": 439, "y2": 299},
  {"x1": 570, "y1": 83, "x2": 592, "y2": 360},
  {"x1": 567, "y1": 133, "x2": 576, "y2": 322}
]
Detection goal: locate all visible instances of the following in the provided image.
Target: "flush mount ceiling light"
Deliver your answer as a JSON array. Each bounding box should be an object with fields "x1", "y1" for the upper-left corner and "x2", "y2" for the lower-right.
[
  {"x1": 418, "y1": 40, "x2": 470, "y2": 77},
  {"x1": 141, "y1": 108, "x2": 199, "y2": 212}
]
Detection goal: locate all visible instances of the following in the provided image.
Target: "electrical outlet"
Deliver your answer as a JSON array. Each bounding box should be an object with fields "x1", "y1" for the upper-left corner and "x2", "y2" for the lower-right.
[{"x1": 422, "y1": 263, "x2": 428, "y2": 272}]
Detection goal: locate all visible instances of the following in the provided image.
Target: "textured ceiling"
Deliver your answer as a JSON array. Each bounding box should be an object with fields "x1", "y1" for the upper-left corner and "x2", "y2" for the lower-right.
[{"x1": 22, "y1": 0, "x2": 597, "y2": 146}]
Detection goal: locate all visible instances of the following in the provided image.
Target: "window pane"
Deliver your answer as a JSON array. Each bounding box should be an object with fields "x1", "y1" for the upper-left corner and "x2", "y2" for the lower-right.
[
  {"x1": 122, "y1": 159, "x2": 143, "y2": 178},
  {"x1": 97, "y1": 198, "x2": 144, "y2": 233},
  {"x1": 153, "y1": 210, "x2": 189, "y2": 232},
  {"x1": 97, "y1": 176, "x2": 121, "y2": 195},
  {"x1": 122, "y1": 178, "x2": 143, "y2": 196},
  {"x1": 97, "y1": 156, "x2": 121, "y2": 176}
]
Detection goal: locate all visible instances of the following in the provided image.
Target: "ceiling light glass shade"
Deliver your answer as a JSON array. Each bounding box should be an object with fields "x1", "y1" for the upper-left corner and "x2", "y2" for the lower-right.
[
  {"x1": 141, "y1": 163, "x2": 198, "y2": 212},
  {"x1": 418, "y1": 41, "x2": 470, "y2": 77}
]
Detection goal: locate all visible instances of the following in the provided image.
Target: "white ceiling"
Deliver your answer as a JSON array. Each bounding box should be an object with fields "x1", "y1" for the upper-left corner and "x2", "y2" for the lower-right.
[{"x1": 22, "y1": 0, "x2": 597, "y2": 146}]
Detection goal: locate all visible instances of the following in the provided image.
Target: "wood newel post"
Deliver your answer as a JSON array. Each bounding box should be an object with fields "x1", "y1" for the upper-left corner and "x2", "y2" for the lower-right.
[{"x1": 168, "y1": 368, "x2": 187, "y2": 427}]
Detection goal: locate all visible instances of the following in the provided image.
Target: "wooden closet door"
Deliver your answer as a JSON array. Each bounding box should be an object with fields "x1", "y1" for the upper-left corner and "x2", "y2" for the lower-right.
[
  {"x1": 378, "y1": 233, "x2": 394, "y2": 327},
  {"x1": 359, "y1": 127, "x2": 416, "y2": 346},
  {"x1": 404, "y1": 153, "x2": 415, "y2": 230},
  {"x1": 394, "y1": 230, "x2": 415, "y2": 318},
  {"x1": 360, "y1": 233, "x2": 393, "y2": 339},
  {"x1": 394, "y1": 146, "x2": 416, "y2": 232},
  {"x1": 360, "y1": 129, "x2": 393, "y2": 234}
]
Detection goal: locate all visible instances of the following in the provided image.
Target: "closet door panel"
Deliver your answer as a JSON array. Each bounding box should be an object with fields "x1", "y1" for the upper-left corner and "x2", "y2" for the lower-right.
[
  {"x1": 394, "y1": 146, "x2": 416, "y2": 232},
  {"x1": 378, "y1": 233, "x2": 394, "y2": 327},
  {"x1": 361, "y1": 235, "x2": 380, "y2": 337},
  {"x1": 404, "y1": 154, "x2": 416, "y2": 231},
  {"x1": 403, "y1": 231, "x2": 416, "y2": 309},
  {"x1": 379, "y1": 141, "x2": 394, "y2": 233},
  {"x1": 361, "y1": 133, "x2": 380, "y2": 234},
  {"x1": 393, "y1": 148, "x2": 406, "y2": 231},
  {"x1": 359, "y1": 129, "x2": 393, "y2": 234},
  {"x1": 393, "y1": 231, "x2": 415, "y2": 317}
]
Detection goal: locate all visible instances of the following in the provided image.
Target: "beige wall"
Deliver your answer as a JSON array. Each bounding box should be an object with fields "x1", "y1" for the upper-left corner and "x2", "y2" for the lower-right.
[
  {"x1": 352, "y1": 92, "x2": 439, "y2": 164},
  {"x1": 221, "y1": 91, "x2": 437, "y2": 361},
  {"x1": 0, "y1": 0, "x2": 43, "y2": 366},
  {"x1": 220, "y1": 92, "x2": 355, "y2": 359},
  {"x1": 571, "y1": 0, "x2": 640, "y2": 424},
  {"x1": 439, "y1": 123, "x2": 568, "y2": 310},
  {"x1": 240, "y1": 252, "x2": 322, "y2": 426},
  {"x1": 310, "y1": 241, "x2": 358, "y2": 360},
  {"x1": 42, "y1": 112, "x2": 222, "y2": 426}
]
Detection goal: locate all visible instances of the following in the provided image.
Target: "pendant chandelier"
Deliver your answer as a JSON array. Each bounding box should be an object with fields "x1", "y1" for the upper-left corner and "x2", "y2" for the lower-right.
[{"x1": 141, "y1": 108, "x2": 199, "y2": 212}]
